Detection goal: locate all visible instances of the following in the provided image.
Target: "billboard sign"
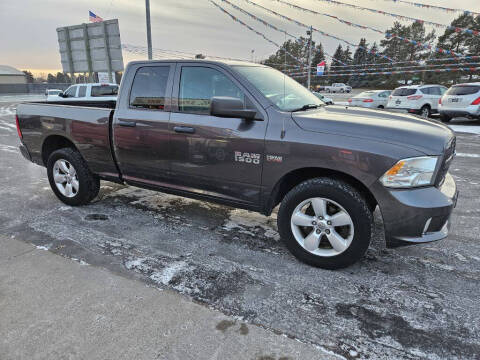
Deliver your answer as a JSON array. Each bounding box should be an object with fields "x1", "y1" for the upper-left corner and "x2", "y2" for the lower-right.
[{"x1": 57, "y1": 19, "x2": 123, "y2": 81}]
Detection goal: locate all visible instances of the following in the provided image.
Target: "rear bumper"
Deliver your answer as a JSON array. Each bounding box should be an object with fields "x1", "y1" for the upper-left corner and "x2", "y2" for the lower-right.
[
  {"x1": 386, "y1": 107, "x2": 423, "y2": 115},
  {"x1": 373, "y1": 173, "x2": 457, "y2": 248},
  {"x1": 439, "y1": 107, "x2": 480, "y2": 118}
]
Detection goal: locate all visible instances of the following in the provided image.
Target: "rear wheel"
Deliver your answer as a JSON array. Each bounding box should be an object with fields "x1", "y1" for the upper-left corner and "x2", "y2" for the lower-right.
[
  {"x1": 277, "y1": 178, "x2": 373, "y2": 269},
  {"x1": 420, "y1": 105, "x2": 431, "y2": 118},
  {"x1": 440, "y1": 113, "x2": 452, "y2": 123},
  {"x1": 378, "y1": 105, "x2": 384, "y2": 109},
  {"x1": 47, "y1": 148, "x2": 100, "y2": 206}
]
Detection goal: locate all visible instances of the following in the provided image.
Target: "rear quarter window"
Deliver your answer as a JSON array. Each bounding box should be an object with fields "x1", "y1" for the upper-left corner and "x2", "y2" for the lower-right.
[
  {"x1": 446, "y1": 85, "x2": 480, "y2": 96},
  {"x1": 91, "y1": 85, "x2": 118, "y2": 97},
  {"x1": 392, "y1": 88, "x2": 416, "y2": 96}
]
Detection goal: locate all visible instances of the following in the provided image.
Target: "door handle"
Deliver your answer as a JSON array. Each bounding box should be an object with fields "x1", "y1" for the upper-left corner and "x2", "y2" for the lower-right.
[
  {"x1": 174, "y1": 126, "x2": 195, "y2": 134},
  {"x1": 118, "y1": 120, "x2": 137, "y2": 127}
]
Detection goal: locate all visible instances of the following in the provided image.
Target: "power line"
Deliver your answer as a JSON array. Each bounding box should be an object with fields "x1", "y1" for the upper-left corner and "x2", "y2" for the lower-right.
[
  {"x1": 310, "y1": 0, "x2": 480, "y2": 36},
  {"x1": 210, "y1": 0, "x2": 306, "y2": 65},
  {"x1": 239, "y1": 0, "x2": 393, "y2": 62},
  {"x1": 217, "y1": 0, "x2": 347, "y2": 66},
  {"x1": 370, "y1": 0, "x2": 480, "y2": 16},
  {"x1": 270, "y1": 0, "x2": 463, "y2": 57}
]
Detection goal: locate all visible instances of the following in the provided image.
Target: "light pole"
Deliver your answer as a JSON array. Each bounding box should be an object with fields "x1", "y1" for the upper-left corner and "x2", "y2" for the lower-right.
[
  {"x1": 306, "y1": 26, "x2": 313, "y2": 90},
  {"x1": 145, "y1": 0, "x2": 153, "y2": 60}
]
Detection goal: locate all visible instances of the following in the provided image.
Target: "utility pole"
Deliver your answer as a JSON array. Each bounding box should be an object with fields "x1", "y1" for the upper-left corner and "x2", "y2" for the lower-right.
[
  {"x1": 306, "y1": 26, "x2": 313, "y2": 90},
  {"x1": 145, "y1": 0, "x2": 153, "y2": 60}
]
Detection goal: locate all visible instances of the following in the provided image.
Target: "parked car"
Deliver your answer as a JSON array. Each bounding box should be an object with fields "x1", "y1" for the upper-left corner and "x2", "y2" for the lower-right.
[
  {"x1": 48, "y1": 83, "x2": 118, "y2": 103},
  {"x1": 45, "y1": 89, "x2": 63, "y2": 101},
  {"x1": 348, "y1": 90, "x2": 391, "y2": 109},
  {"x1": 312, "y1": 92, "x2": 333, "y2": 105},
  {"x1": 387, "y1": 85, "x2": 447, "y2": 118},
  {"x1": 324, "y1": 83, "x2": 352, "y2": 93},
  {"x1": 16, "y1": 60, "x2": 457, "y2": 269},
  {"x1": 439, "y1": 82, "x2": 480, "y2": 122}
]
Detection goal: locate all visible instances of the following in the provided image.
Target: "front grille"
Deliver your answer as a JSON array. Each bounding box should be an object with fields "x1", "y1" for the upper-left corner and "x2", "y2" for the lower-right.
[{"x1": 435, "y1": 137, "x2": 456, "y2": 187}]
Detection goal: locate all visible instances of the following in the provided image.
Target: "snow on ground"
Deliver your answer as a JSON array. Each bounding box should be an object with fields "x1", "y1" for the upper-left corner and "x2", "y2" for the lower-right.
[{"x1": 449, "y1": 125, "x2": 480, "y2": 135}]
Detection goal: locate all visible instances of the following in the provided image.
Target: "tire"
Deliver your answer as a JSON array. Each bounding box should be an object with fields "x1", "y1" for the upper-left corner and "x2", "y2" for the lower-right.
[
  {"x1": 378, "y1": 105, "x2": 384, "y2": 109},
  {"x1": 440, "y1": 113, "x2": 452, "y2": 123},
  {"x1": 277, "y1": 178, "x2": 373, "y2": 269},
  {"x1": 420, "y1": 105, "x2": 431, "y2": 118},
  {"x1": 340, "y1": 89, "x2": 345, "y2": 93},
  {"x1": 47, "y1": 147, "x2": 100, "y2": 206}
]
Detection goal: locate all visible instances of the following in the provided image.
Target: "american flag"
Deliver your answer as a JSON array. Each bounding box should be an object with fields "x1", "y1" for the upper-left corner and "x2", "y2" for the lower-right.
[{"x1": 89, "y1": 11, "x2": 103, "y2": 23}]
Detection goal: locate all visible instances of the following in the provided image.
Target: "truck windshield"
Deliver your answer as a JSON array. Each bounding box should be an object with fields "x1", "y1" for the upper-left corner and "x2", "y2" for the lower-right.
[{"x1": 234, "y1": 66, "x2": 323, "y2": 111}]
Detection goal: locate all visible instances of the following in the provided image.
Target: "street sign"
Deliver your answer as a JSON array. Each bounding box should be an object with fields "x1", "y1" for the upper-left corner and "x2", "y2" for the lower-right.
[
  {"x1": 57, "y1": 19, "x2": 124, "y2": 82},
  {"x1": 316, "y1": 61, "x2": 326, "y2": 76}
]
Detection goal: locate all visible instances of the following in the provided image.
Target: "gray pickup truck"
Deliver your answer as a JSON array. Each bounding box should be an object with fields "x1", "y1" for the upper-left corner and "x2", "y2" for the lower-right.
[{"x1": 16, "y1": 60, "x2": 458, "y2": 269}]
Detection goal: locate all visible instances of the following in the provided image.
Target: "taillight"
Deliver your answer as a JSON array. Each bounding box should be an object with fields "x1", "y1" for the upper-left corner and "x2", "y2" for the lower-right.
[
  {"x1": 407, "y1": 95, "x2": 423, "y2": 100},
  {"x1": 363, "y1": 99, "x2": 374, "y2": 103},
  {"x1": 439, "y1": 98, "x2": 442, "y2": 105},
  {"x1": 389, "y1": 95, "x2": 392, "y2": 99},
  {"x1": 471, "y1": 97, "x2": 480, "y2": 105},
  {"x1": 15, "y1": 115, "x2": 22, "y2": 140},
  {"x1": 348, "y1": 98, "x2": 352, "y2": 103}
]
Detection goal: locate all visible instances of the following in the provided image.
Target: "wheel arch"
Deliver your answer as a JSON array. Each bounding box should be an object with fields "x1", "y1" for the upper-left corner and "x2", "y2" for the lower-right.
[
  {"x1": 41, "y1": 135, "x2": 79, "y2": 166},
  {"x1": 264, "y1": 167, "x2": 378, "y2": 215}
]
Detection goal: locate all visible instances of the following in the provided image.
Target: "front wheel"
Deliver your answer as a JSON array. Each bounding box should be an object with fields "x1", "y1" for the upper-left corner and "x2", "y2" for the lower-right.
[
  {"x1": 277, "y1": 178, "x2": 373, "y2": 269},
  {"x1": 47, "y1": 148, "x2": 100, "y2": 206}
]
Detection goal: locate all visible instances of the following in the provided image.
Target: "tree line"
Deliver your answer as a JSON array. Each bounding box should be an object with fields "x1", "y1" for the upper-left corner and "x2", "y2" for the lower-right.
[{"x1": 262, "y1": 13, "x2": 480, "y2": 89}]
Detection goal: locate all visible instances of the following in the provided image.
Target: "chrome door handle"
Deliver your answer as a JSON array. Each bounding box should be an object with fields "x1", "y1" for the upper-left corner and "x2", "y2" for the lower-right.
[{"x1": 173, "y1": 126, "x2": 195, "y2": 134}]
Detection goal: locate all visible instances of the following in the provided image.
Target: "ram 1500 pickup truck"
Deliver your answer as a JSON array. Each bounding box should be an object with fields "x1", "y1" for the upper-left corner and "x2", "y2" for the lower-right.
[{"x1": 16, "y1": 60, "x2": 458, "y2": 269}]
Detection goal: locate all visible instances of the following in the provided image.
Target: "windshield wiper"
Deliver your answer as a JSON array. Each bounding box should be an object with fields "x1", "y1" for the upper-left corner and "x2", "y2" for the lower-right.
[{"x1": 291, "y1": 104, "x2": 321, "y2": 112}]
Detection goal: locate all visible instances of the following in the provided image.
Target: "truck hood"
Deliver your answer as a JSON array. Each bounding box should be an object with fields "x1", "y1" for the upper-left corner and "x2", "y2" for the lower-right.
[{"x1": 292, "y1": 106, "x2": 454, "y2": 154}]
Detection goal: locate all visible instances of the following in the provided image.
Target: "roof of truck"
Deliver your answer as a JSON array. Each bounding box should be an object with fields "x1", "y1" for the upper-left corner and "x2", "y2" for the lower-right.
[{"x1": 127, "y1": 59, "x2": 265, "y2": 67}]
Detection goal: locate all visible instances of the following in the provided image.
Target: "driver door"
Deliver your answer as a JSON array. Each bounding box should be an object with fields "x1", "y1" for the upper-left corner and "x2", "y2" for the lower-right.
[{"x1": 168, "y1": 64, "x2": 267, "y2": 206}]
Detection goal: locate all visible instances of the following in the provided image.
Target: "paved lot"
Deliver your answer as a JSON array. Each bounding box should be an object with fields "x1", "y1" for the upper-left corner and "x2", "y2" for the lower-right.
[{"x1": 1, "y1": 97, "x2": 480, "y2": 359}]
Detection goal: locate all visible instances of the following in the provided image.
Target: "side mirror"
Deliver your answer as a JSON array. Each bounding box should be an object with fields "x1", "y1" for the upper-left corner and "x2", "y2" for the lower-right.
[
  {"x1": 210, "y1": 97, "x2": 257, "y2": 120},
  {"x1": 58, "y1": 92, "x2": 65, "y2": 98}
]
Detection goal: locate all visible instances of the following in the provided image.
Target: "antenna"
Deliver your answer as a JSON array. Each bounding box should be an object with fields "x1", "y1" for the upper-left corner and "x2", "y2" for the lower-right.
[{"x1": 281, "y1": 31, "x2": 286, "y2": 139}]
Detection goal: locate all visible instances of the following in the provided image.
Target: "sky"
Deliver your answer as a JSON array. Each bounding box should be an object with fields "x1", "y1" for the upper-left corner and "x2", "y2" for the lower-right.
[{"x1": 1, "y1": 0, "x2": 480, "y2": 75}]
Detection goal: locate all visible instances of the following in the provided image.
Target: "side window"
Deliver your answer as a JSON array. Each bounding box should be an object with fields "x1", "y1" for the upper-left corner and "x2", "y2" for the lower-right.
[
  {"x1": 64, "y1": 86, "x2": 77, "y2": 97},
  {"x1": 439, "y1": 87, "x2": 447, "y2": 95},
  {"x1": 179, "y1": 67, "x2": 245, "y2": 114},
  {"x1": 78, "y1": 86, "x2": 87, "y2": 97},
  {"x1": 130, "y1": 66, "x2": 170, "y2": 110},
  {"x1": 91, "y1": 85, "x2": 118, "y2": 97},
  {"x1": 421, "y1": 87, "x2": 432, "y2": 95}
]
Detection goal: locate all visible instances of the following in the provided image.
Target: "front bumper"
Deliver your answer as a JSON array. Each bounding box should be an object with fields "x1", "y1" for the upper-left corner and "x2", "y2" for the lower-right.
[
  {"x1": 374, "y1": 173, "x2": 457, "y2": 248},
  {"x1": 19, "y1": 143, "x2": 32, "y2": 162}
]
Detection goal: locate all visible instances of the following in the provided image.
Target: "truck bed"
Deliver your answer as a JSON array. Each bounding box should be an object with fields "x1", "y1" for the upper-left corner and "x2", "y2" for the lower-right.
[{"x1": 17, "y1": 102, "x2": 119, "y2": 179}]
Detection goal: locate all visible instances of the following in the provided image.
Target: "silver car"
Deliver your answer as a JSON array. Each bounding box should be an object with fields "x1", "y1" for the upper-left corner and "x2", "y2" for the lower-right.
[
  {"x1": 439, "y1": 83, "x2": 480, "y2": 122},
  {"x1": 348, "y1": 90, "x2": 391, "y2": 109}
]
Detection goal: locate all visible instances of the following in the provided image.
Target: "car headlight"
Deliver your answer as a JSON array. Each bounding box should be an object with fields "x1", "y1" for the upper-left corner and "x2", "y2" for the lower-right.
[{"x1": 380, "y1": 156, "x2": 438, "y2": 188}]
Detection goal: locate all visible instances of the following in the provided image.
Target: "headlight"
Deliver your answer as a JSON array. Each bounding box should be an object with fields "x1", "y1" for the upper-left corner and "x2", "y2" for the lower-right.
[{"x1": 380, "y1": 156, "x2": 438, "y2": 188}]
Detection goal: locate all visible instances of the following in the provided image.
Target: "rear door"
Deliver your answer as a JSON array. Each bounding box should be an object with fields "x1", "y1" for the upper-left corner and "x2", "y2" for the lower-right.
[
  {"x1": 168, "y1": 63, "x2": 267, "y2": 205},
  {"x1": 113, "y1": 63, "x2": 175, "y2": 183}
]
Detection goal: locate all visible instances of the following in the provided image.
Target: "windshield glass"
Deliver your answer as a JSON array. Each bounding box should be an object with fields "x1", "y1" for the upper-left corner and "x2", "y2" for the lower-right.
[
  {"x1": 234, "y1": 66, "x2": 323, "y2": 111},
  {"x1": 356, "y1": 91, "x2": 376, "y2": 98},
  {"x1": 446, "y1": 85, "x2": 480, "y2": 96}
]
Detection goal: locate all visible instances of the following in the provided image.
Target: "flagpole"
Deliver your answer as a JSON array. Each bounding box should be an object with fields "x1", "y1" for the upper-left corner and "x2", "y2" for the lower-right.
[{"x1": 145, "y1": 0, "x2": 153, "y2": 60}]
